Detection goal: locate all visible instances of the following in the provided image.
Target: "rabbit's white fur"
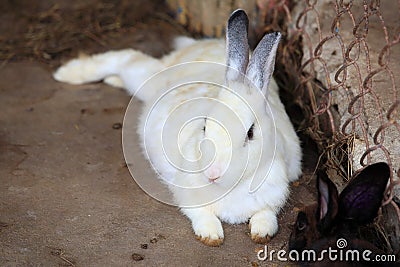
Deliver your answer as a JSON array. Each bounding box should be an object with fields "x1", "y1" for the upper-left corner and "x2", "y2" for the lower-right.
[{"x1": 54, "y1": 10, "x2": 301, "y2": 246}]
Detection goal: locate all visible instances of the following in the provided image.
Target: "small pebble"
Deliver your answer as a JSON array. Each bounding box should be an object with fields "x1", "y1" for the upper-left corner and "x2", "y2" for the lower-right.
[
  {"x1": 112, "y1": 122, "x2": 122, "y2": 129},
  {"x1": 150, "y1": 234, "x2": 166, "y2": 244},
  {"x1": 140, "y1": 244, "x2": 148, "y2": 249},
  {"x1": 132, "y1": 253, "x2": 144, "y2": 261}
]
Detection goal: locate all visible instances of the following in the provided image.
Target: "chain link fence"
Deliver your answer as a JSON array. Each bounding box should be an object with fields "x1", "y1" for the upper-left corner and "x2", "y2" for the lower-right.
[{"x1": 281, "y1": 0, "x2": 400, "y2": 253}]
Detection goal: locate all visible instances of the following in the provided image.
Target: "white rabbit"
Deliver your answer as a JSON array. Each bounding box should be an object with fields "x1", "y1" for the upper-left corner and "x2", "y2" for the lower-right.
[{"x1": 53, "y1": 10, "x2": 302, "y2": 246}]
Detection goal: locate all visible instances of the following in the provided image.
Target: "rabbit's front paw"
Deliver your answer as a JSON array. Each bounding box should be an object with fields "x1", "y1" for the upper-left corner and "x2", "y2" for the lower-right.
[
  {"x1": 249, "y1": 209, "x2": 278, "y2": 244},
  {"x1": 193, "y1": 215, "x2": 224, "y2": 246}
]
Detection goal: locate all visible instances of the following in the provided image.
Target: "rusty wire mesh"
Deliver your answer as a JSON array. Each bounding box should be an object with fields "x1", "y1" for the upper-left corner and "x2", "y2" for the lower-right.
[{"x1": 275, "y1": 0, "x2": 400, "y2": 252}]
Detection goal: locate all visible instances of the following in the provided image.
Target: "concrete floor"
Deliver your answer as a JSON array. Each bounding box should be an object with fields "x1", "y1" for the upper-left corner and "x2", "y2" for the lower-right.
[
  {"x1": 0, "y1": 1, "x2": 318, "y2": 266},
  {"x1": 0, "y1": 61, "x2": 318, "y2": 266}
]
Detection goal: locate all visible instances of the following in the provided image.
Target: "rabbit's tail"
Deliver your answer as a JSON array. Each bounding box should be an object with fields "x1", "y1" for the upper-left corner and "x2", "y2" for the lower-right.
[{"x1": 53, "y1": 49, "x2": 164, "y2": 101}]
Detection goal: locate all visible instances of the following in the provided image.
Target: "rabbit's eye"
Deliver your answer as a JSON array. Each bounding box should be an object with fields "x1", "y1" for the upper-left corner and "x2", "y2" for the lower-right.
[
  {"x1": 247, "y1": 123, "x2": 254, "y2": 140},
  {"x1": 296, "y1": 212, "x2": 308, "y2": 231},
  {"x1": 296, "y1": 220, "x2": 307, "y2": 231}
]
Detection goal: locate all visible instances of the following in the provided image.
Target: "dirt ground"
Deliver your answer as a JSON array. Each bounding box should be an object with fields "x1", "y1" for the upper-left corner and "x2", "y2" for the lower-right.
[{"x1": 0, "y1": 1, "x2": 318, "y2": 266}]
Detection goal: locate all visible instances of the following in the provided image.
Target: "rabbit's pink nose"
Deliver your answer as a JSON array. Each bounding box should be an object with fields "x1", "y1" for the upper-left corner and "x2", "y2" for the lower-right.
[{"x1": 205, "y1": 166, "x2": 221, "y2": 182}]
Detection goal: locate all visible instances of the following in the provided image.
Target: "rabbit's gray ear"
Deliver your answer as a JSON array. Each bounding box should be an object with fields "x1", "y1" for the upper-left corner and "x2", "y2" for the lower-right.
[
  {"x1": 316, "y1": 170, "x2": 339, "y2": 234},
  {"x1": 339, "y1": 162, "x2": 390, "y2": 224},
  {"x1": 225, "y1": 9, "x2": 249, "y2": 83},
  {"x1": 245, "y1": 32, "x2": 281, "y2": 95}
]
